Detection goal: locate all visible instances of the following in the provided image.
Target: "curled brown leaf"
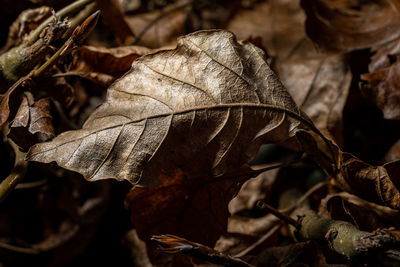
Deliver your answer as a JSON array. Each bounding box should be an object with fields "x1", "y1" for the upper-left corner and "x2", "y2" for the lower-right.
[{"x1": 26, "y1": 30, "x2": 315, "y2": 186}]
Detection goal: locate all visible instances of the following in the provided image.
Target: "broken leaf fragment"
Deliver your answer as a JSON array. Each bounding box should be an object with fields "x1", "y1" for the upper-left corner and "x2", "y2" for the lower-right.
[{"x1": 26, "y1": 30, "x2": 314, "y2": 186}]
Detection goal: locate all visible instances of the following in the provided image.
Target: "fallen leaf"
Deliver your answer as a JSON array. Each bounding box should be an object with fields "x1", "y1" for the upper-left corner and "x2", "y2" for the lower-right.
[
  {"x1": 320, "y1": 192, "x2": 400, "y2": 232},
  {"x1": 26, "y1": 30, "x2": 315, "y2": 186},
  {"x1": 296, "y1": 130, "x2": 400, "y2": 209},
  {"x1": 360, "y1": 38, "x2": 400, "y2": 119},
  {"x1": 301, "y1": 0, "x2": 400, "y2": 53},
  {"x1": 125, "y1": 168, "x2": 248, "y2": 264},
  {"x1": 8, "y1": 92, "x2": 54, "y2": 151},
  {"x1": 227, "y1": 0, "x2": 306, "y2": 59},
  {"x1": 96, "y1": 0, "x2": 136, "y2": 44},
  {"x1": 126, "y1": 0, "x2": 190, "y2": 48},
  {"x1": 279, "y1": 53, "x2": 351, "y2": 143},
  {"x1": 69, "y1": 45, "x2": 153, "y2": 86},
  {"x1": 1, "y1": 6, "x2": 52, "y2": 52}
]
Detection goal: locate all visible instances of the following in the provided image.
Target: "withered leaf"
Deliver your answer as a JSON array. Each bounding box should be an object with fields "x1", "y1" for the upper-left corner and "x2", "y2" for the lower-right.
[
  {"x1": 126, "y1": 0, "x2": 190, "y2": 48},
  {"x1": 8, "y1": 92, "x2": 54, "y2": 151},
  {"x1": 125, "y1": 168, "x2": 247, "y2": 249},
  {"x1": 320, "y1": 192, "x2": 400, "y2": 232},
  {"x1": 360, "y1": 38, "x2": 400, "y2": 119},
  {"x1": 69, "y1": 45, "x2": 153, "y2": 86},
  {"x1": 301, "y1": 0, "x2": 400, "y2": 53},
  {"x1": 27, "y1": 30, "x2": 314, "y2": 186},
  {"x1": 296, "y1": 130, "x2": 400, "y2": 209}
]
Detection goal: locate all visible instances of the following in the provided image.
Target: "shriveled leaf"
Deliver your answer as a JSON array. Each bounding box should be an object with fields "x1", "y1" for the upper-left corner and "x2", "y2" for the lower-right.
[
  {"x1": 361, "y1": 38, "x2": 400, "y2": 119},
  {"x1": 69, "y1": 45, "x2": 153, "y2": 86},
  {"x1": 8, "y1": 92, "x2": 54, "y2": 151},
  {"x1": 296, "y1": 130, "x2": 400, "y2": 209},
  {"x1": 0, "y1": 76, "x2": 32, "y2": 130},
  {"x1": 301, "y1": 0, "x2": 400, "y2": 53},
  {"x1": 27, "y1": 30, "x2": 314, "y2": 186},
  {"x1": 320, "y1": 192, "x2": 400, "y2": 231}
]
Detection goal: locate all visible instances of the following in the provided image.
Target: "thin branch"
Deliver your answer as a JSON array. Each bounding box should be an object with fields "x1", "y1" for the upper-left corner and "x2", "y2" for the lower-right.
[
  {"x1": 256, "y1": 201, "x2": 299, "y2": 227},
  {"x1": 27, "y1": 0, "x2": 95, "y2": 45},
  {"x1": 0, "y1": 129, "x2": 28, "y2": 203}
]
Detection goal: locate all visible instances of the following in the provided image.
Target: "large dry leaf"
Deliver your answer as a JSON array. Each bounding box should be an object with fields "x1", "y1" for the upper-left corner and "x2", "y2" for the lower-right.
[
  {"x1": 26, "y1": 30, "x2": 314, "y2": 186},
  {"x1": 301, "y1": 0, "x2": 400, "y2": 53}
]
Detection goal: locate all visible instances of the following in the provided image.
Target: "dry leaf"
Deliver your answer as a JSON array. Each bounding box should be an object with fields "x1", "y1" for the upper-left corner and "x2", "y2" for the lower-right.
[
  {"x1": 301, "y1": 0, "x2": 400, "y2": 53},
  {"x1": 319, "y1": 192, "x2": 400, "y2": 232},
  {"x1": 8, "y1": 92, "x2": 54, "y2": 151},
  {"x1": 96, "y1": 0, "x2": 135, "y2": 44},
  {"x1": 125, "y1": 168, "x2": 247, "y2": 264},
  {"x1": 360, "y1": 38, "x2": 400, "y2": 119},
  {"x1": 227, "y1": 0, "x2": 306, "y2": 59},
  {"x1": 126, "y1": 0, "x2": 190, "y2": 48},
  {"x1": 26, "y1": 30, "x2": 314, "y2": 186},
  {"x1": 296, "y1": 130, "x2": 400, "y2": 209},
  {"x1": 279, "y1": 53, "x2": 351, "y2": 143},
  {"x1": 69, "y1": 45, "x2": 153, "y2": 86},
  {"x1": 1, "y1": 6, "x2": 52, "y2": 52}
]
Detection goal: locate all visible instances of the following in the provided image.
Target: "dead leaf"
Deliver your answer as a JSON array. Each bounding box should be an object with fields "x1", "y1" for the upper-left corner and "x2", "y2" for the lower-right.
[
  {"x1": 126, "y1": 0, "x2": 190, "y2": 48},
  {"x1": 296, "y1": 130, "x2": 400, "y2": 209},
  {"x1": 96, "y1": 0, "x2": 136, "y2": 44},
  {"x1": 360, "y1": 38, "x2": 400, "y2": 119},
  {"x1": 279, "y1": 53, "x2": 351, "y2": 144},
  {"x1": 227, "y1": 0, "x2": 306, "y2": 59},
  {"x1": 320, "y1": 192, "x2": 400, "y2": 232},
  {"x1": 69, "y1": 45, "x2": 153, "y2": 86},
  {"x1": 125, "y1": 168, "x2": 247, "y2": 264},
  {"x1": 26, "y1": 30, "x2": 315, "y2": 186},
  {"x1": 8, "y1": 92, "x2": 54, "y2": 151},
  {"x1": 301, "y1": 0, "x2": 400, "y2": 53},
  {"x1": 1, "y1": 6, "x2": 52, "y2": 52}
]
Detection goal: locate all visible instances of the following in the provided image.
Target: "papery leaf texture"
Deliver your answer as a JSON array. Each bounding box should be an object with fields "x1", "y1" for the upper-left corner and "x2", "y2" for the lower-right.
[{"x1": 27, "y1": 30, "x2": 314, "y2": 186}]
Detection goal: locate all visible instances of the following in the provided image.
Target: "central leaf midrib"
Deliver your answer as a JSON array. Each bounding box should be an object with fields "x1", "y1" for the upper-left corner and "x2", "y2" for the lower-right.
[{"x1": 27, "y1": 103, "x2": 312, "y2": 158}]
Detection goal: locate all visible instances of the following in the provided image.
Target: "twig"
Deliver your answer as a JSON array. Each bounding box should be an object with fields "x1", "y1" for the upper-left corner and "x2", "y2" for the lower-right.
[
  {"x1": 132, "y1": 0, "x2": 192, "y2": 45},
  {"x1": 256, "y1": 201, "x2": 299, "y2": 227},
  {"x1": 0, "y1": 128, "x2": 28, "y2": 203},
  {"x1": 234, "y1": 223, "x2": 282, "y2": 258},
  {"x1": 32, "y1": 10, "x2": 100, "y2": 78},
  {"x1": 152, "y1": 234, "x2": 255, "y2": 267},
  {"x1": 27, "y1": 0, "x2": 95, "y2": 45}
]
